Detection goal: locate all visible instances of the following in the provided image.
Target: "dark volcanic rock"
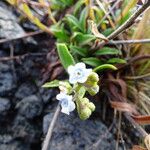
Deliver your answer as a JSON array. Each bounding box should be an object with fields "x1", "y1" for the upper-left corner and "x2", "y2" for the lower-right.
[
  {"x1": 40, "y1": 88, "x2": 57, "y2": 104},
  {"x1": 16, "y1": 95, "x2": 43, "y2": 119},
  {"x1": 0, "y1": 2, "x2": 24, "y2": 39},
  {"x1": 43, "y1": 111, "x2": 116, "y2": 150},
  {"x1": 0, "y1": 97, "x2": 11, "y2": 115},
  {"x1": 0, "y1": 141, "x2": 29, "y2": 150},
  {"x1": 0, "y1": 62, "x2": 16, "y2": 96},
  {"x1": 12, "y1": 115, "x2": 41, "y2": 144},
  {"x1": 16, "y1": 57, "x2": 43, "y2": 80},
  {"x1": 15, "y1": 82, "x2": 37, "y2": 100},
  {"x1": 0, "y1": 134, "x2": 30, "y2": 150}
]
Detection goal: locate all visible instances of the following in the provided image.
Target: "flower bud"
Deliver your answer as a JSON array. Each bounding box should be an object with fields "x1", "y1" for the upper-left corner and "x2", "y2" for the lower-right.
[
  {"x1": 81, "y1": 98, "x2": 89, "y2": 105},
  {"x1": 87, "y1": 84, "x2": 99, "y2": 96},
  {"x1": 88, "y1": 72, "x2": 99, "y2": 83},
  {"x1": 88, "y1": 102, "x2": 95, "y2": 112},
  {"x1": 84, "y1": 72, "x2": 99, "y2": 88},
  {"x1": 80, "y1": 107, "x2": 91, "y2": 120}
]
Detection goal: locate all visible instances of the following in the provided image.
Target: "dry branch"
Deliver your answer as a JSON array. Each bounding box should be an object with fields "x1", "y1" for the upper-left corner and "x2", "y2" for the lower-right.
[{"x1": 42, "y1": 105, "x2": 60, "y2": 150}]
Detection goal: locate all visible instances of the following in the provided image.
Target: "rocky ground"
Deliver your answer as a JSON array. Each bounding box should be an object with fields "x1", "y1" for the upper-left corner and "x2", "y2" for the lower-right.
[{"x1": 0, "y1": 2, "x2": 143, "y2": 150}]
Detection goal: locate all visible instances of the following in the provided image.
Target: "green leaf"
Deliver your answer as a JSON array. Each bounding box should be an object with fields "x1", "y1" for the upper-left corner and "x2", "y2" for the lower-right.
[
  {"x1": 107, "y1": 58, "x2": 126, "y2": 64},
  {"x1": 82, "y1": 57, "x2": 103, "y2": 67},
  {"x1": 60, "y1": 0, "x2": 73, "y2": 6},
  {"x1": 94, "y1": 47, "x2": 122, "y2": 56},
  {"x1": 73, "y1": 32, "x2": 96, "y2": 45},
  {"x1": 94, "y1": 64, "x2": 117, "y2": 72},
  {"x1": 51, "y1": 0, "x2": 64, "y2": 10},
  {"x1": 66, "y1": 14, "x2": 82, "y2": 31},
  {"x1": 74, "y1": 0, "x2": 85, "y2": 16},
  {"x1": 42, "y1": 80, "x2": 60, "y2": 88},
  {"x1": 79, "y1": 7, "x2": 88, "y2": 33},
  {"x1": 70, "y1": 45, "x2": 88, "y2": 57},
  {"x1": 102, "y1": 28, "x2": 114, "y2": 36},
  {"x1": 50, "y1": 23, "x2": 69, "y2": 42},
  {"x1": 56, "y1": 43, "x2": 75, "y2": 69}
]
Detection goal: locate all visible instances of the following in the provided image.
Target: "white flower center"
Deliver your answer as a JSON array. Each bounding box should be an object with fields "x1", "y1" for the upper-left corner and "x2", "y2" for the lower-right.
[
  {"x1": 75, "y1": 69, "x2": 83, "y2": 78},
  {"x1": 61, "y1": 99, "x2": 68, "y2": 107}
]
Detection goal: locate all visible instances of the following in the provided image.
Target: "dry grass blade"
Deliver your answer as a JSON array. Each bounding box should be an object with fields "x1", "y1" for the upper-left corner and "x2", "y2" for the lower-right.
[
  {"x1": 132, "y1": 145, "x2": 147, "y2": 150},
  {"x1": 132, "y1": 115, "x2": 150, "y2": 125},
  {"x1": 127, "y1": 86, "x2": 150, "y2": 115},
  {"x1": 90, "y1": 20, "x2": 108, "y2": 41},
  {"x1": 110, "y1": 101, "x2": 137, "y2": 114}
]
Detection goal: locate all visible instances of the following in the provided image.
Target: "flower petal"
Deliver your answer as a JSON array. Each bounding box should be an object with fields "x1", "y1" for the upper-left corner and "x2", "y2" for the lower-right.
[
  {"x1": 75, "y1": 62, "x2": 85, "y2": 69},
  {"x1": 68, "y1": 65, "x2": 74, "y2": 74},
  {"x1": 61, "y1": 107, "x2": 70, "y2": 115},
  {"x1": 86, "y1": 68, "x2": 92, "y2": 75},
  {"x1": 68, "y1": 101, "x2": 75, "y2": 112},
  {"x1": 66, "y1": 95, "x2": 73, "y2": 101},
  {"x1": 56, "y1": 93, "x2": 63, "y2": 100},
  {"x1": 69, "y1": 76, "x2": 77, "y2": 84},
  {"x1": 77, "y1": 75, "x2": 88, "y2": 83}
]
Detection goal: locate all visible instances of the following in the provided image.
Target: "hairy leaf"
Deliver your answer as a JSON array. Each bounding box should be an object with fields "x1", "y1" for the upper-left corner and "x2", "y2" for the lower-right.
[
  {"x1": 107, "y1": 58, "x2": 126, "y2": 64},
  {"x1": 56, "y1": 43, "x2": 75, "y2": 69},
  {"x1": 42, "y1": 80, "x2": 60, "y2": 88},
  {"x1": 94, "y1": 64, "x2": 117, "y2": 72},
  {"x1": 94, "y1": 47, "x2": 122, "y2": 56},
  {"x1": 82, "y1": 57, "x2": 103, "y2": 67},
  {"x1": 70, "y1": 45, "x2": 88, "y2": 57},
  {"x1": 73, "y1": 32, "x2": 95, "y2": 45}
]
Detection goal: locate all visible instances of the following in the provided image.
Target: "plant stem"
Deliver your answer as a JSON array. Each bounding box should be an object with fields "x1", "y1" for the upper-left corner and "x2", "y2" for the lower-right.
[{"x1": 42, "y1": 105, "x2": 60, "y2": 150}]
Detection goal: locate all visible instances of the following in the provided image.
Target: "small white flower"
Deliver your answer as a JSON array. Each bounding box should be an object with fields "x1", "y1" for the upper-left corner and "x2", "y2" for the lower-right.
[
  {"x1": 56, "y1": 93, "x2": 75, "y2": 115},
  {"x1": 68, "y1": 62, "x2": 92, "y2": 84}
]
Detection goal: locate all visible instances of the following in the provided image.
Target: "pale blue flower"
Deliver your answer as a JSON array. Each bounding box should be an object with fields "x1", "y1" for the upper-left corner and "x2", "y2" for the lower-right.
[
  {"x1": 68, "y1": 63, "x2": 92, "y2": 84},
  {"x1": 56, "y1": 93, "x2": 75, "y2": 115}
]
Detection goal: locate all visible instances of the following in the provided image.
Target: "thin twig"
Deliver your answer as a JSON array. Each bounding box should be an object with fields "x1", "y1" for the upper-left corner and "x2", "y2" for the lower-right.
[
  {"x1": 42, "y1": 104, "x2": 61, "y2": 150},
  {"x1": 124, "y1": 112, "x2": 148, "y2": 138},
  {"x1": 92, "y1": 1, "x2": 150, "y2": 52},
  {"x1": 116, "y1": 112, "x2": 122, "y2": 150},
  {"x1": 108, "y1": 39, "x2": 150, "y2": 45},
  {"x1": 0, "y1": 52, "x2": 46, "y2": 61},
  {"x1": 119, "y1": 130, "x2": 126, "y2": 150},
  {"x1": 0, "y1": 30, "x2": 43, "y2": 44},
  {"x1": 9, "y1": 43, "x2": 17, "y2": 82}
]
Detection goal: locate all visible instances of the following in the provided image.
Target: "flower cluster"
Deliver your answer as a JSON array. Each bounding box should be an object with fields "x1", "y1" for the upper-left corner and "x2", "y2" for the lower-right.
[{"x1": 56, "y1": 62, "x2": 99, "y2": 119}]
